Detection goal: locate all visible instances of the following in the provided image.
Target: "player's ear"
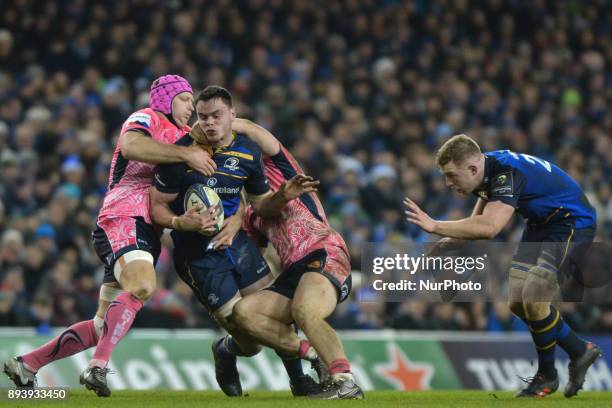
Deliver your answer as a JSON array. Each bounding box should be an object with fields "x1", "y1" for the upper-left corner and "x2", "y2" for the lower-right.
[
  {"x1": 230, "y1": 108, "x2": 236, "y2": 119},
  {"x1": 469, "y1": 164, "x2": 478, "y2": 175}
]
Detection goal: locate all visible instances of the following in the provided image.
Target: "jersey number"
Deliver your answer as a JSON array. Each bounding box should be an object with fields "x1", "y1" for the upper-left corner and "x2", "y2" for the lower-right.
[{"x1": 506, "y1": 151, "x2": 551, "y2": 172}]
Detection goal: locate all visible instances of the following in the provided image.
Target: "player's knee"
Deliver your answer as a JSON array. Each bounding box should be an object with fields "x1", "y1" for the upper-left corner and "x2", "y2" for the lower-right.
[
  {"x1": 240, "y1": 342, "x2": 262, "y2": 357},
  {"x1": 523, "y1": 302, "x2": 550, "y2": 320},
  {"x1": 128, "y1": 282, "x2": 156, "y2": 301},
  {"x1": 507, "y1": 301, "x2": 525, "y2": 318},
  {"x1": 292, "y1": 302, "x2": 315, "y2": 326},
  {"x1": 521, "y1": 277, "x2": 554, "y2": 304},
  {"x1": 232, "y1": 301, "x2": 253, "y2": 329}
]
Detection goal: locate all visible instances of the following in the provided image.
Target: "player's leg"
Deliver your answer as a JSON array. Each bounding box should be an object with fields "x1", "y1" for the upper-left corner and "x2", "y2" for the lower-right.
[
  {"x1": 3, "y1": 285, "x2": 121, "y2": 387},
  {"x1": 507, "y1": 261, "x2": 530, "y2": 320},
  {"x1": 511, "y1": 227, "x2": 560, "y2": 397},
  {"x1": 517, "y1": 225, "x2": 600, "y2": 398},
  {"x1": 294, "y1": 272, "x2": 362, "y2": 399},
  {"x1": 291, "y1": 249, "x2": 363, "y2": 399},
  {"x1": 81, "y1": 217, "x2": 161, "y2": 397},
  {"x1": 233, "y1": 290, "x2": 296, "y2": 353},
  {"x1": 227, "y1": 231, "x2": 322, "y2": 395},
  {"x1": 233, "y1": 288, "x2": 322, "y2": 396},
  {"x1": 536, "y1": 226, "x2": 602, "y2": 398},
  {"x1": 3, "y1": 223, "x2": 127, "y2": 388},
  {"x1": 173, "y1": 247, "x2": 255, "y2": 397},
  {"x1": 293, "y1": 274, "x2": 340, "y2": 364}
]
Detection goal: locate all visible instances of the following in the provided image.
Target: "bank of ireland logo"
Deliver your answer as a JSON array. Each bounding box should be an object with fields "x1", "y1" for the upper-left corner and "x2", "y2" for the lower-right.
[
  {"x1": 208, "y1": 293, "x2": 219, "y2": 305},
  {"x1": 207, "y1": 178, "x2": 217, "y2": 187},
  {"x1": 224, "y1": 157, "x2": 239, "y2": 171}
]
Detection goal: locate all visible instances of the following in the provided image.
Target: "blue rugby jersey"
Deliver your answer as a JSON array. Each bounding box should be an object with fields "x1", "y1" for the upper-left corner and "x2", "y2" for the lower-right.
[
  {"x1": 154, "y1": 132, "x2": 269, "y2": 258},
  {"x1": 473, "y1": 150, "x2": 596, "y2": 228}
]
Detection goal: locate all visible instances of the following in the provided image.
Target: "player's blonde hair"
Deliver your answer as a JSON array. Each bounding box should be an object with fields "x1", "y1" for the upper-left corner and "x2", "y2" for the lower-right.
[{"x1": 435, "y1": 134, "x2": 482, "y2": 167}]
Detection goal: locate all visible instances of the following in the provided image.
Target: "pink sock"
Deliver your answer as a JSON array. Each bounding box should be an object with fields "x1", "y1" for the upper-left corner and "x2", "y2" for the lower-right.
[
  {"x1": 329, "y1": 358, "x2": 351, "y2": 375},
  {"x1": 298, "y1": 340, "x2": 311, "y2": 358},
  {"x1": 21, "y1": 320, "x2": 99, "y2": 373},
  {"x1": 90, "y1": 292, "x2": 142, "y2": 368}
]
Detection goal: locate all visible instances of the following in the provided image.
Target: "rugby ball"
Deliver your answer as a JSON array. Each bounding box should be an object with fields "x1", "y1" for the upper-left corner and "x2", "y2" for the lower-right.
[{"x1": 183, "y1": 184, "x2": 224, "y2": 236}]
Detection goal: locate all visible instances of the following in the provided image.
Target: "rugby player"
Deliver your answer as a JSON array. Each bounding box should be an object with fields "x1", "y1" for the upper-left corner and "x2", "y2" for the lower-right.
[
  {"x1": 149, "y1": 86, "x2": 321, "y2": 397},
  {"x1": 3, "y1": 75, "x2": 217, "y2": 397},
  {"x1": 404, "y1": 134, "x2": 601, "y2": 398},
  {"x1": 225, "y1": 118, "x2": 364, "y2": 400}
]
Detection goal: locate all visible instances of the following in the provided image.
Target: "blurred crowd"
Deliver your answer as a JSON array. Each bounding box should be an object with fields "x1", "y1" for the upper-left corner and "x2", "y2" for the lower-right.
[{"x1": 0, "y1": 0, "x2": 610, "y2": 334}]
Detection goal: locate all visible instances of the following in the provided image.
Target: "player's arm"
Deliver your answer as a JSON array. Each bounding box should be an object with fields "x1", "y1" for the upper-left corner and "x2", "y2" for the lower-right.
[
  {"x1": 121, "y1": 130, "x2": 216, "y2": 175},
  {"x1": 427, "y1": 198, "x2": 486, "y2": 254},
  {"x1": 149, "y1": 163, "x2": 216, "y2": 232},
  {"x1": 404, "y1": 198, "x2": 514, "y2": 240},
  {"x1": 149, "y1": 186, "x2": 217, "y2": 232},
  {"x1": 249, "y1": 174, "x2": 319, "y2": 218},
  {"x1": 230, "y1": 118, "x2": 281, "y2": 156}
]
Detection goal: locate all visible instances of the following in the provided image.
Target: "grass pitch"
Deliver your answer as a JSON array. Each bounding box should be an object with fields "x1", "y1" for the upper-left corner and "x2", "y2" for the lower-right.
[{"x1": 1, "y1": 390, "x2": 611, "y2": 408}]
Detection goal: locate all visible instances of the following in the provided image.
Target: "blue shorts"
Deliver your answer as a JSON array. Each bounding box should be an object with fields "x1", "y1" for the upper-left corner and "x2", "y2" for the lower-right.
[
  {"x1": 512, "y1": 222, "x2": 596, "y2": 279},
  {"x1": 173, "y1": 230, "x2": 271, "y2": 313}
]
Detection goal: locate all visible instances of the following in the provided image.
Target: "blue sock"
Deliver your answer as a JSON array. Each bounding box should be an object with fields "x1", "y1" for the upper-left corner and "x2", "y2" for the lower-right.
[
  {"x1": 276, "y1": 350, "x2": 305, "y2": 383},
  {"x1": 528, "y1": 308, "x2": 559, "y2": 378},
  {"x1": 551, "y1": 306, "x2": 587, "y2": 359}
]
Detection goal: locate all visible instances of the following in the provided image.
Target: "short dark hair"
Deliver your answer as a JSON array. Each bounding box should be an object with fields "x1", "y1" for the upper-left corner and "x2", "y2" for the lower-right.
[{"x1": 196, "y1": 85, "x2": 233, "y2": 107}]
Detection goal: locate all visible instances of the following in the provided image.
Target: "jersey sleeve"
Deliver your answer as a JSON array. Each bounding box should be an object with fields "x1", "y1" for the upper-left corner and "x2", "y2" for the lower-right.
[
  {"x1": 244, "y1": 149, "x2": 271, "y2": 197},
  {"x1": 122, "y1": 109, "x2": 156, "y2": 137},
  {"x1": 153, "y1": 163, "x2": 184, "y2": 194},
  {"x1": 487, "y1": 169, "x2": 526, "y2": 208}
]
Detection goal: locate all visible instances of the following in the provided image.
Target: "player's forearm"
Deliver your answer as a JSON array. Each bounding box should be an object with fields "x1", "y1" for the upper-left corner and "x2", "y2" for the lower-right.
[
  {"x1": 251, "y1": 192, "x2": 289, "y2": 219},
  {"x1": 433, "y1": 216, "x2": 498, "y2": 240},
  {"x1": 233, "y1": 118, "x2": 280, "y2": 156},
  {"x1": 150, "y1": 200, "x2": 179, "y2": 230},
  {"x1": 121, "y1": 132, "x2": 189, "y2": 164}
]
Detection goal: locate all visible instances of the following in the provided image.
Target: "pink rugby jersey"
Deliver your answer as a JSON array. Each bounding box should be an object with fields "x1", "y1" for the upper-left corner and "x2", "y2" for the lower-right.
[
  {"x1": 244, "y1": 144, "x2": 349, "y2": 271},
  {"x1": 98, "y1": 108, "x2": 190, "y2": 224}
]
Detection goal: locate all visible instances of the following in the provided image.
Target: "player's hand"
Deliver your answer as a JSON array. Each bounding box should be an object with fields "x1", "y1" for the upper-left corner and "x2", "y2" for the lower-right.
[
  {"x1": 427, "y1": 237, "x2": 465, "y2": 256},
  {"x1": 181, "y1": 144, "x2": 216, "y2": 176},
  {"x1": 211, "y1": 213, "x2": 242, "y2": 250},
  {"x1": 279, "y1": 174, "x2": 319, "y2": 201},
  {"x1": 176, "y1": 205, "x2": 217, "y2": 233},
  {"x1": 231, "y1": 117, "x2": 252, "y2": 134},
  {"x1": 404, "y1": 197, "x2": 437, "y2": 233}
]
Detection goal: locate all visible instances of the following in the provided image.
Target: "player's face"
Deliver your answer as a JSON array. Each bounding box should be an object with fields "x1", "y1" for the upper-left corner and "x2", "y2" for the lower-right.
[
  {"x1": 195, "y1": 98, "x2": 235, "y2": 145},
  {"x1": 171, "y1": 92, "x2": 194, "y2": 128},
  {"x1": 440, "y1": 160, "x2": 480, "y2": 195}
]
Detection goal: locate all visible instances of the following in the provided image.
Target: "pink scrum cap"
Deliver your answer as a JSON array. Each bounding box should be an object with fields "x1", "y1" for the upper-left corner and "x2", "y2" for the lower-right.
[{"x1": 149, "y1": 75, "x2": 193, "y2": 115}]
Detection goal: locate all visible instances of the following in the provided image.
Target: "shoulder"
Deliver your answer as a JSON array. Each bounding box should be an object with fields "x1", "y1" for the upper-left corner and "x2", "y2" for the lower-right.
[
  {"x1": 176, "y1": 133, "x2": 194, "y2": 147},
  {"x1": 485, "y1": 151, "x2": 518, "y2": 175},
  {"x1": 233, "y1": 134, "x2": 263, "y2": 159},
  {"x1": 125, "y1": 108, "x2": 158, "y2": 127}
]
